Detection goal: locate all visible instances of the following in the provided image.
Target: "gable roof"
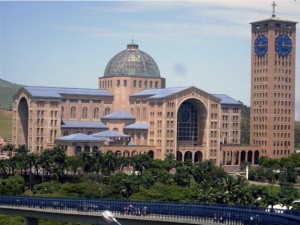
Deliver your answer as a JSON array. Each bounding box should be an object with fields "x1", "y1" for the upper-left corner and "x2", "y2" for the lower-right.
[
  {"x1": 102, "y1": 111, "x2": 135, "y2": 120},
  {"x1": 124, "y1": 122, "x2": 148, "y2": 130},
  {"x1": 213, "y1": 94, "x2": 241, "y2": 106},
  {"x1": 61, "y1": 121, "x2": 107, "y2": 129},
  {"x1": 130, "y1": 86, "x2": 192, "y2": 99},
  {"x1": 55, "y1": 133, "x2": 108, "y2": 143},
  {"x1": 22, "y1": 86, "x2": 112, "y2": 99},
  {"x1": 92, "y1": 130, "x2": 130, "y2": 138}
]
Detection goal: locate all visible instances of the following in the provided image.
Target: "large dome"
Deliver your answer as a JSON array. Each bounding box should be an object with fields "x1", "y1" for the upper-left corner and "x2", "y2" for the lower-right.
[{"x1": 103, "y1": 43, "x2": 161, "y2": 78}]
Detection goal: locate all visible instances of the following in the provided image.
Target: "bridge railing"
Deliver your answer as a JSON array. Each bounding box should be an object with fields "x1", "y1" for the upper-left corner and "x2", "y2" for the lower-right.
[{"x1": 0, "y1": 195, "x2": 300, "y2": 225}]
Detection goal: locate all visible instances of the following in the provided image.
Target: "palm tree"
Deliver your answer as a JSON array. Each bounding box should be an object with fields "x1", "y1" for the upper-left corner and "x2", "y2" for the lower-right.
[
  {"x1": 2, "y1": 143, "x2": 15, "y2": 157},
  {"x1": 14, "y1": 144, "x2": 29, "y2": 175},
  {"x1": 81, "y1": 152, "x2": 94, "y2": 174},
  {"x1": 164, "y1": 153, "x2": 177, "y2": 171},
  {"x1": 50, "y1": 146, "x2": 67, "y2": 182},
  {"x1": 131, "y1": 154, "x2": 151, "y2": 176},
  {"x1": 26, "y1": 153, "x2": 37, "y2": 190},
  {"x1": 92, "y1": 150, "x2": 104, "y2": 175},
  {"x1": 0, "y1": 159, "x2": 7, "y2": 178},
  {"x1": 104, "y1": 152, "x2": 116, "y2": 177},
  {"x1": 262, "y1": 186, "x2": 280, "y2": 210},
  {"x1": 66, "y1": 156, "x2": 82, "y2": 175},
  {"x1": 40, "y1": 150, "x2": 52, "y2": 182}
]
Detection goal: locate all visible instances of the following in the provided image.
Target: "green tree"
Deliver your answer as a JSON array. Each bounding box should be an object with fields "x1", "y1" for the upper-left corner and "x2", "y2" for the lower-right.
[
  {"x1": 66, "y1": 156, "x2": 82, "y2": 175},
  {"x1": 103, "y1": 152, "x2": 117, "y2": 177},
  {"x1": 0, "y1": 175, "x2": 25, "y2": 195},
  {"x1": 40, "y1": 149, "x2": 52, "y2": 182},
  {"x1": 262, "y1": 186, "x2": 280, "y2": 209},
  {"x1": 81, "y1": 152, "x2": 95, "y2": 174},
  {"x1": 13, "y1": 144, "x2": 29, "y2": 175},
  {"x1": 0, "y1": 159, "x2": 6, "y2": 178},
  {"x1": 174, "y1": 164, "x2": 191, "y2": 186},
  {"x1": 26, "y1": 153, "x2": 37, "y2": 190},
  {"x1": 131, "y1": 154, "x2": 151, "y2": 176},
  {"x1": 2, "y1": 143, "x2": 15, "y2": 158},
  {"x1": 279, "y1": 183, "x2": 299, "y2": 209},
  {"x1": 110, "y1": 172, "x2": 139, "y2": 198},
  {"x1": 50, "y1": 146, "x2": 67, "y2": 182},
  {"x1": 92, "y1": 150, "x2": 104, "y2": 175},
  {"x1": 33, "y1": 181, "x2": 62, "y2": 195}
]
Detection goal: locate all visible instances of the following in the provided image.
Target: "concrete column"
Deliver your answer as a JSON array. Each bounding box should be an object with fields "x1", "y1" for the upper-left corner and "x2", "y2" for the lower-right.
[{"x1": 25, "y1": 217, "x2": 39, "y2": 225}]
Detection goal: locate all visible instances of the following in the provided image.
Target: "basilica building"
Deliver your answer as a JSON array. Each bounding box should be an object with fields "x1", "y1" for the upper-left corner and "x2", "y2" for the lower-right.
[
  {"x1": 11, "y1": 5, "x2": 297, "y2": 169},
  {"x1": 12, "y1": 42, "x2": 247, "y2": 167}
]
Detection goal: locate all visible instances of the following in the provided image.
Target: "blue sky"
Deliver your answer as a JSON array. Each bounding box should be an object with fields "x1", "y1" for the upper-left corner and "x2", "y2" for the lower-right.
[{"x1": 0, "y1": 0, "x2": 299, "y2": 120}]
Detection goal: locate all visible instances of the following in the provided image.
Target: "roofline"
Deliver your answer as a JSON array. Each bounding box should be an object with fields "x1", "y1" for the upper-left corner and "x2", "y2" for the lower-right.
[
  {"x1": 54, "y1": 139, "x2": 107, "y2": 143},
  {"x1": 250, "y1": 17, "x2": 298, "y2": 24}
]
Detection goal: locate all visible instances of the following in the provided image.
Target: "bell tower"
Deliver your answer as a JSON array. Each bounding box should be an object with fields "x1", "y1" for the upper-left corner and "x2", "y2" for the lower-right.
[{"x1": 250, "y1": 2, "x2": 297, "y2": 158}]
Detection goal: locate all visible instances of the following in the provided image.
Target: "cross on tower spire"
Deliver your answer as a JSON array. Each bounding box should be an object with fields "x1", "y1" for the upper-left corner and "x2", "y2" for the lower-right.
[{"x1": 272, "y1": 1, "x2": 277, "y2": 17}]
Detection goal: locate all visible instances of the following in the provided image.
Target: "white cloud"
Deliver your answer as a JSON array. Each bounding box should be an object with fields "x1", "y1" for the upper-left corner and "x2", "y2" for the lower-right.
[{"x1": 73, "y1": 0, "x2": 299, "y2": 42}]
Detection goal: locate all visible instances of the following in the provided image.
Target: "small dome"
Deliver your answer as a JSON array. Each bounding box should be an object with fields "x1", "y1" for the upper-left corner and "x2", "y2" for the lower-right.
[{"x1": 103, "y1": 43, "x2": 160, "y2": 78}]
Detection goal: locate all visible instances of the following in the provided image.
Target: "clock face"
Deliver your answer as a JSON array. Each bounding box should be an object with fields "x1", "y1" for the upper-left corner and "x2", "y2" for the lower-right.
[
  {"x1": 179, "y1": 109, "x2": 190, "y2": 123},
  {"x1": 254, "y1": 34, "x2": 268, "y2": 57},
  {"x1": 275, "y1": 34, "x2": 292, "y2": 57}
]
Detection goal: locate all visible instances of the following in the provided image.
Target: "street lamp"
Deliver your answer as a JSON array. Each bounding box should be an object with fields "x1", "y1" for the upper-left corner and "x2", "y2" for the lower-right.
[
  {"x1": 255, "y1": 197, "x2": 262, "y2": 204},
  {"x1": 102, "y1": 210, "x2": 121, "y2": 225}
]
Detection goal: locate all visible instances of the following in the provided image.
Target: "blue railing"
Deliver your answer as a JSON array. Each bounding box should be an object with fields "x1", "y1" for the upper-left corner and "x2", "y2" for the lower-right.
[{"x1": 0, "y1": 195, "x2": 300, "y2": 225}]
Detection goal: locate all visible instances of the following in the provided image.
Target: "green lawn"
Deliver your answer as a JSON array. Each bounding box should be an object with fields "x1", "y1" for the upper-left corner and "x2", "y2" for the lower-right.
[{"x1": 0, "y1": 110, "x2": 12, "y2": 141}]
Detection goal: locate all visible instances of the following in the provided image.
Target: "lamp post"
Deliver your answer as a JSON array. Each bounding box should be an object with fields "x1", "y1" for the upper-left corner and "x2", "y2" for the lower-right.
[{"x1": 102, "y1": 210, "x2": 121, "y2": 225}]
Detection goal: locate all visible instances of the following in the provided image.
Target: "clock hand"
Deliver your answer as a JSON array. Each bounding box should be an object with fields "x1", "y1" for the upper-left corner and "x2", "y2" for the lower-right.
[
  {"x1": 282, "y1": 43, "x2": 291, "y2": 48},
  {"x1": 258, "y1": 42, "x2": 267, "y2": 48}
]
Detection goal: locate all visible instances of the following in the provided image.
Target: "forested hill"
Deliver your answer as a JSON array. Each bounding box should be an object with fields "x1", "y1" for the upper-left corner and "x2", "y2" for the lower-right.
[{"x1": 0, "y1": 79, "x2": 21, "y2": 109}]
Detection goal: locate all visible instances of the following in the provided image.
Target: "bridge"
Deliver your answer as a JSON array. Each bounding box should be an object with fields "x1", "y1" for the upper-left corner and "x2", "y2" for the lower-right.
[{"x1": 0, "y1": 196, "x2": 300, "y2": 225}]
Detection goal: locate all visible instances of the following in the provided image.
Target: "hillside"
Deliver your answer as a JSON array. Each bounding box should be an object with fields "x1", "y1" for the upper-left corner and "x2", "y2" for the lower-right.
[
  {"x1": 0, "y1": 79, "x2": 21, "y2": 109},
  {"x1": 0, "y1": 110, "x2": 12, "y2": 140}
]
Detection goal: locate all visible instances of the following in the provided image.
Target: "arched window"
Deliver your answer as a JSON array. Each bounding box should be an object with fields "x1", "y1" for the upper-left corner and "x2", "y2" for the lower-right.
[
  {"x1": 143, "y1": 107, "x2": 146, "y2": 120},
  {"x1": 155, "y1": 81, "x2": 158, "y2": 88},
  {"x1": 150, "y1": 81, "x2": 153, "y2": 88},
  {"x1": 82, "y1": 107, "x2": 88, "y2": 119},
  {"x1": 139, "y1": 80, "x2": 142, "y2": 88},
  {"x1": 71, "y1": 106, "x2": 76, "y2": 118},
  {"x1": 75, "y1": 146, "x2": 81, "y2": 156},
  {"x1": 105, "y1": 107, "x2": 110, "y2": 115},
  {"x1": 133, "y1": 80, "x2": 137, "y2": 87},
  {"x1": 131, "y1": 108, "x2": 134, "y2": 116},
  {"x1": 143, "y1": 133, "x2": 147, "y2": 144},
  {"x1": 144, "y1": 81, "x2": 147, "y2": 88},
  {"x1": 84, "y1": 146, "x2": 90, "y2": 153},
  {"x1": 177, "y1": 101, "x2": 198, "y2": 141},
  {"x1": 92, "y1": 146, "x2": 98, "y2": 153},
  {"x1": 137, "y1": 108, "x2": 140, "y2": 119},
  {"x1": 93, "y1": 107, "x2": 99, "y2": 119}
]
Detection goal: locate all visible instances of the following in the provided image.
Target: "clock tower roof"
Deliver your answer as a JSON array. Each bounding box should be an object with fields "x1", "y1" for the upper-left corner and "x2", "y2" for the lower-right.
[{"x1": 250, "y1": 16, "x2": 298, "y2": 25}]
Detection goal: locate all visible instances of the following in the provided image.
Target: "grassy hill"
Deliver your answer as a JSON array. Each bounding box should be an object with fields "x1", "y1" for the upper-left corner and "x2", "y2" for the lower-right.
[
  {"x1": 0, "y1": 109, "x2": 12, "y2": 141},
  {"x1": 0, "y1": 79, "x2": 21, "y2": 109},
  {"x1": 0, "y1": 79, "x2": 20, "y2": 141}
]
